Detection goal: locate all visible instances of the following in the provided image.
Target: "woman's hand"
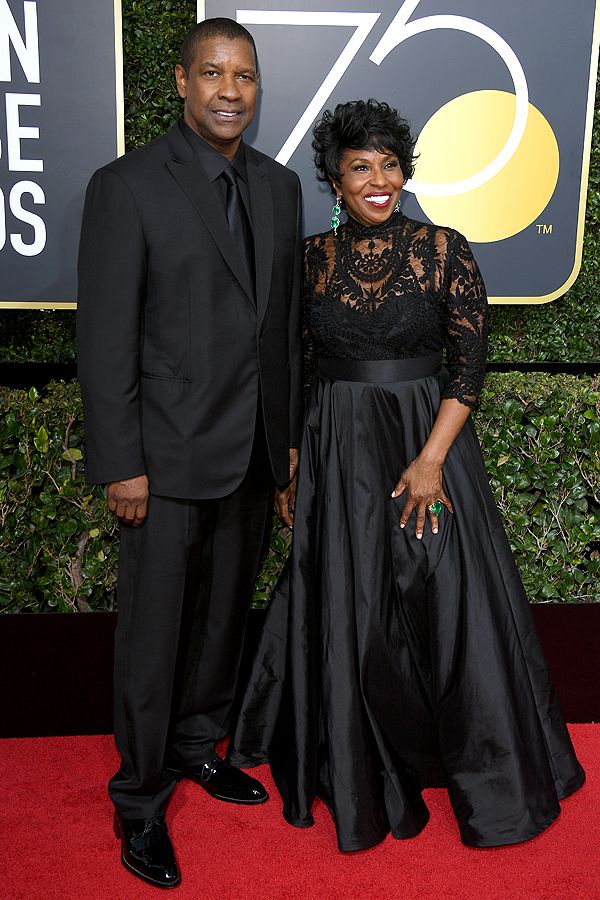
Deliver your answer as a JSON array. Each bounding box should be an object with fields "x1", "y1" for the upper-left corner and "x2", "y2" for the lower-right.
[
  {"x1": 390, "y1": 398, "x2": 470, "y2": 538},
  {"x1": 391, "y1": 455, "x2": 452, "y2": 539}
]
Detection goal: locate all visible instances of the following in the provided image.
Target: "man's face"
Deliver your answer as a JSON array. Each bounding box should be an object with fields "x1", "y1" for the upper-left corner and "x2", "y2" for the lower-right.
[{"x1": 175, "y1": 36, "x2": 259, "y2": 160}]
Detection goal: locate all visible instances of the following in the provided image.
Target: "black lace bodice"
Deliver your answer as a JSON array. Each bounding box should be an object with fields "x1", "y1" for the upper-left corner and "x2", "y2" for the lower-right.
[{"x1": 303, "y1": 212, "x2": 488, "y2": 407}]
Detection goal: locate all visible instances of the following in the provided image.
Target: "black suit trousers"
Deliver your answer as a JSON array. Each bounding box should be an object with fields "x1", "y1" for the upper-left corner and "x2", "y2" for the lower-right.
[{"x1": 109, "y1": 418, "x2": 273, "y2": 818}]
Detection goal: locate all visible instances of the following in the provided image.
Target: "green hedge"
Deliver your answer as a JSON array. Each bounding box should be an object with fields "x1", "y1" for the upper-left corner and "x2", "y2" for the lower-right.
[
  {"x1": 0, "y1": 3, "x2": 598, "y2": 362},
  {"x1": 1, "y1": 374, "x2": 598, "y2": 614},
  {"x1": 122, "y1": 0, "x2": 195, "y2": 150},
  {"x1": 0, "y1": 383, "x2": 117, "y2": 612},
  {"x1": 475, "y1": 373, "x2": 600, "y2": 603}
]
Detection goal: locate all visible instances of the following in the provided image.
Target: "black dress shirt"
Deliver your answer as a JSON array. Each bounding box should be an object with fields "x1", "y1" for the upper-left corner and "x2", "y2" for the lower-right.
[{"x1": 178, "y1": 117, "x2": 253, "y2": 226}]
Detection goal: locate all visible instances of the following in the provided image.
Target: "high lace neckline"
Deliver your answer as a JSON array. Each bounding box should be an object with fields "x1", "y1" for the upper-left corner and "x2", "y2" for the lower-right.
[
  {"x1": 303, "y1": 212, "x2": 488, "y2": 408},
  {"x1": 342, "y1": 211, "x2": 405, "y2": 240}
]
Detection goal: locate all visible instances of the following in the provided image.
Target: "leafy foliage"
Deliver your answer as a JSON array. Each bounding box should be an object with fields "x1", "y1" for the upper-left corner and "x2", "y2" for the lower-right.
[
  {"x1": 474, "y1": 373, "x2": 600, "y2": 602},
  {"x1": 122, "y1": 0, "x2": 195, "y2": 150},
  {"x1": 0, "y1": 310, "x2": 76, "y2": 363},
  {"x1": 488, "y1": 229, "x2": 600, "y2": 362},
  {"x1": 1, "y1": 375, "x2": 597, "y2": 613},
  {"x1": 0, "y1": 383, "x2": 117, "y2": 613},
  {"x1": 253, "y1": 519, "x2": 292, "y2": 609}
]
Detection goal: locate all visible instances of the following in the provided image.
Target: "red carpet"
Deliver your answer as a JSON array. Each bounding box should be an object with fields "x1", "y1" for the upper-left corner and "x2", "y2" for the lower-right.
[{"x1": 2, "y1": 726, "x2": 599, "y2": 899}]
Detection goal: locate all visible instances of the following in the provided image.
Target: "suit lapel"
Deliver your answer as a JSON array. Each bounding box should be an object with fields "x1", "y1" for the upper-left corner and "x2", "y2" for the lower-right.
[
  {"x1": 246, "y1": 148, "x2": 274, "y2": 326},
  {"x1": 165, "y1": 127, "x2": 255, "y2": 303}
]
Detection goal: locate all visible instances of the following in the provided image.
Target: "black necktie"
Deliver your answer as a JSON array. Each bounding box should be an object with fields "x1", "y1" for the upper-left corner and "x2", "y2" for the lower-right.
[{"x1": 222, "y1": 166, "x2": 255, "y2": 297}]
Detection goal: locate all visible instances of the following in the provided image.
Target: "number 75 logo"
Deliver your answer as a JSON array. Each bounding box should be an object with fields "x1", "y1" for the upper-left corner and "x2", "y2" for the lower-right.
[{"x1": 201, "y1": 1, "x2": 600, "y2": 302}]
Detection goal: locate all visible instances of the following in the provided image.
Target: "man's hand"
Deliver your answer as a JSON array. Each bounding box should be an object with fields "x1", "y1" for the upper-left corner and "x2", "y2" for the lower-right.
[
  {"x1": 274, "y1": 448, "x2": 298, "y2": 527},
  {"x1": 107, "y1": 474, "x2": 149, "y2": 527}
]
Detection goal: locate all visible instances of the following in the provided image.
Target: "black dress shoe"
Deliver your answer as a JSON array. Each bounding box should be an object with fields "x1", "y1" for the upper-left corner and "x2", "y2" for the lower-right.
[
  {"x1": 166, "y1": 756, "x2": 268, "y2": 804},
  {"x1": 114, "y1": 812, "x2": 181, "y2": 889}
]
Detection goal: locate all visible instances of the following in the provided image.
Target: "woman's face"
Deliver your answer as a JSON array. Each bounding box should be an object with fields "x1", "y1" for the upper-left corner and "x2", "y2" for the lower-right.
[{"x1": 332, "y1": 147, "x2": 404, "y2": 228}]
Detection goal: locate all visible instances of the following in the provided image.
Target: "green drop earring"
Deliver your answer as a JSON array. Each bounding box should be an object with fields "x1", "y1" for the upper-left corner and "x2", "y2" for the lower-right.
[{"x1": 331, "y1": 196, "x2": 342, "y2": 235}]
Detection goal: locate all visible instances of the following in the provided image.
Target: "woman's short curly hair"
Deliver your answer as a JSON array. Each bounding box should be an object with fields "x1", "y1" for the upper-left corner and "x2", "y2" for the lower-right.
[{"x1": 312, "y1": 99, "x2": 416, "y2": 191}]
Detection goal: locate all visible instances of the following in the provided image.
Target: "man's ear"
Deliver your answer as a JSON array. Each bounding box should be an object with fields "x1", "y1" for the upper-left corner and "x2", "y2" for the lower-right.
[{"x1": 174, "y1": 64, "x2": 187, "y2": 100}]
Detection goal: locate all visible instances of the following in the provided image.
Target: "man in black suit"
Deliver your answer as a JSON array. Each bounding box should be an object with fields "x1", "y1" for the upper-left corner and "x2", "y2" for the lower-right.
[{"x1": 77, "y1": 18, "x2": 302, "y2": 889}]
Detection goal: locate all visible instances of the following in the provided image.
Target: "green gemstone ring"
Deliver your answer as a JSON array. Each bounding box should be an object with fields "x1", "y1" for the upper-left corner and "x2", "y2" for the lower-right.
[{"x1": 428, "y1": 500, "x2": 443, "y2": 516}]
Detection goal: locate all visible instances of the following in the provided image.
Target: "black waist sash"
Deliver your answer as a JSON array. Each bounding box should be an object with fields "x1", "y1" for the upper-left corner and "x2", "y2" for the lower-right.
[{"x1": 316, "y1": 353, "x2": 442, "y2": 383}]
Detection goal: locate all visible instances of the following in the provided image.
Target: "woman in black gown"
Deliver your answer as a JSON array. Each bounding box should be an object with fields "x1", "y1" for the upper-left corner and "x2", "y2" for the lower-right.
[{"x1": 230, "y1": 99, "x2": 584, "y2": 850}]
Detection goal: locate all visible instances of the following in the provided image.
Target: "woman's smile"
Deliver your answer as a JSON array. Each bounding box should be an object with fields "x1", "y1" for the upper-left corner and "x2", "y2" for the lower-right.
[{"x1": 334, "y1": 147, "x2": 404, "y2": 227}]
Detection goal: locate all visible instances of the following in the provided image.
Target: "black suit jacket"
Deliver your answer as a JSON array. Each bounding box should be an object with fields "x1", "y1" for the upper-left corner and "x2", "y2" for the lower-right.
[{"x1": 77, "y1": 122, "x2": 303, "y2": 498}]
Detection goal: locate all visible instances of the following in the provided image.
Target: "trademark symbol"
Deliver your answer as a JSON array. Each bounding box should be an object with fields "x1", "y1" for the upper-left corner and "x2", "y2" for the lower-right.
[{"x1": 536, "y1": 224, "x2": 553, "y2": 234}]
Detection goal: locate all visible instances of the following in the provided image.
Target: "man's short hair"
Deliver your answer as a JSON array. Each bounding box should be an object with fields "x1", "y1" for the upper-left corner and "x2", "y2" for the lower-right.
[{"x1": 180, "y1": 18, "x2": 259, "y2": 74}]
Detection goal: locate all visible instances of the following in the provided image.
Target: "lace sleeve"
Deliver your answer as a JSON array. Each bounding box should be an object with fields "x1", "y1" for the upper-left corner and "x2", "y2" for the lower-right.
[{"x1": 442, "y1": 234, "x2": 488, "y2": 408}]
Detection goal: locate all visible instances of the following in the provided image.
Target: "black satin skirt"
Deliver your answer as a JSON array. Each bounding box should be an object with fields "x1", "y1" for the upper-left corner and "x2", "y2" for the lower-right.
[{"x1": 230, "y1": 356, "x2": 585, "y2": 850}]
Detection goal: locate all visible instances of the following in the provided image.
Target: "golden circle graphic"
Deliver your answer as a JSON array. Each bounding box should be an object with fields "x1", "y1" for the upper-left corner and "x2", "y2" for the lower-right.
[{"x1": 413, "y1": 90, "x2": 559, "y2": 242}]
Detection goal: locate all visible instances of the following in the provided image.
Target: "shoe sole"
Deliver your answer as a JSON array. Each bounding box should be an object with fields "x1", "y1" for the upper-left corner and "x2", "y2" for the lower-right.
[
  {"x1": 120, "y1": 851, "x2": 182, "y2": 889},
  {"x1": 203, "y1": 789, "x2": 269, "y2": 805}
]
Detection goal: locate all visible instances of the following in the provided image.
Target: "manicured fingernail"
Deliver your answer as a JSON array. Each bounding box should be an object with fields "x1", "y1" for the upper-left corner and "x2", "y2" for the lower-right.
[
  {"x1": 391, "y1": 491, "x2": 396, "y2": 497},
  {"x1": 416, "y1": 532, "x2": 422, "y2": 539},
  {"x1": 432, "y1": 527, "x2": 438, "y2": 534},
  {"x1": 400, "y1": 523, "x2": 405, "y2": 528}
]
